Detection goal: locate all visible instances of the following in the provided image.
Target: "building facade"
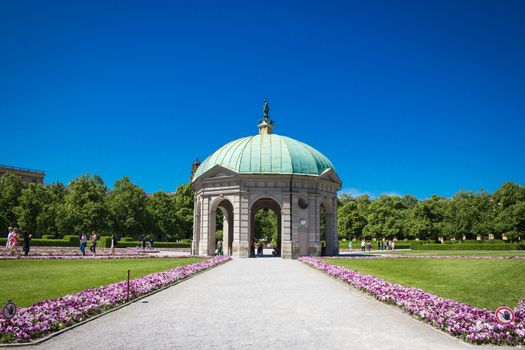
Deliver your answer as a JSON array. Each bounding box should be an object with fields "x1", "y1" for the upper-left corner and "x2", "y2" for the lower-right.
[
  {"x1": 191, "y1": 101, "x2": 341, "y2": 259},
  {"x1": 0, "y1": 165, "x2": 45, "y2": 184}
]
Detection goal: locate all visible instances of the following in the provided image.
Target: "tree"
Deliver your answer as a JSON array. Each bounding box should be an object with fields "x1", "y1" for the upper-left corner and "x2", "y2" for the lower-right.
[
  {"x1": 107, "y1": 177, "x2": 149, "y2": 238},
  {"x1": 147, "y1": 191, "x2": 178, "y2": 241},
  {"x1": 172, "y1": 183, "x2": 194, "y2": 239},
  {"x1": 13, "y1": 183, "x2": 48, "y2": 233},
  {"x1": 57, "y1": 174, "x2": 108, "y2": 234},
  {"x1": 338, "y1": 200, "x2": 367, "y2": 240},
  {"x1": 406, "y1": 195, "x2": 448, "y2": 241},
  {"x1": 0, "y1": 174, "x2": 25, "y2": 231},
  {"x1": 254, "y1": 209, "x2": 278, "y2": 242},
  {"x1": 38, "y1": 182, "x2": 65, "y2": 236},
  {"x1": 363, "y1": 195, "x2": 407, "y2": 240}
]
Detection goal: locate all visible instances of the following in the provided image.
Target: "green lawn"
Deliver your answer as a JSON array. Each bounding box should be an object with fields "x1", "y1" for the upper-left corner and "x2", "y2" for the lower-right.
[
  {"x1": 370, "y1": 250, "x2": 525, "y2": 257},
  {"x1": 0, "y1": 258, "x2": 203, "y2": 307},
  {"x1": 324, "y1": 257, "x2": 525, "y2": 310}
]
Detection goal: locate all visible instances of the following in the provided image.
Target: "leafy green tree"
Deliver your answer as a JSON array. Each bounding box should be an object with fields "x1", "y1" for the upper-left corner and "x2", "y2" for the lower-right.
[
  {"x1": 338, "y1": 200, "x2": 367, "y2": 240},
  {"x1": 37, "y1": 182, "x2": 65, "y2": 236},
  {"x1": 363, "y1": 195, "x2": 407, "y2": 240},
  {"x1": 13, "y1": 183, "x2": 48, "y2": 233},
  {"x1": 254, "y1": 209, "x2": 278, "y2": 242},
  {"x1": 406, "y1": 195, "x2": 447, "y2": 241},
  {"x1": 0, "y1": 174, "x2": 25, "y2": 231},
  {"x1": 107, "y1": 177, "x2": 149, "y2": 238},
  {"x1": 147, "y1": 191, "x2": 178, "y2": 241},
  {"x1": 57, "y1": 174, "x2": 108, "y2": 234},
  {"x1": 172, "y1": 183, "x2": 194, "y2": 239}
]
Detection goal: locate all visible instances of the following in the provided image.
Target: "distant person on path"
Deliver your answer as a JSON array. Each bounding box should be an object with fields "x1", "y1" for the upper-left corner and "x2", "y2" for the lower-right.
[
  {"x1": 142, "y1": 236, "x2": 147, "y2": 249},
  {"x1": 80, "y1": 233, "x2": 87, "y2": 256},
  {"x1": 149, "y1": 237, "x2": 154, "y2": 249},
  {"x1": 111, "y1": 234, "x2": 117, "y2": 255},
  {"x1": 9, "y1": 228, "x2": 20, "y2": 257},
  {"x1": 250, "y1": 240, "x2": 256, "y2": 257},
  {"x1": 217, "y1": 240, "x2": 223, "y2": 256},
  {"x1": 392, "y1": 241, "x2": 395, "y2": 250},
  {"x1": 368, "y1": 242, "x2": 372, "y2": 252},
  {"x1": 22, "y1": 230, "x2": 32, "y2": 256},
  {"x1": 89, "y1": 231, "x2": 97, "y2": 256},
  {"x1": 348, "y1": 241, "x2": 352, "y2": 250},
  {"x1": 361, "y1": 240, "x2": 365, "y2": 252},
  {"x1": 6, "y1": 227, "x2": 14, "y2": 250}
]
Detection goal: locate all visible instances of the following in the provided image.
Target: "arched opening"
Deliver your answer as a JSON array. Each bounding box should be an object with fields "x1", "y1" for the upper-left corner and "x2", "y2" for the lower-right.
[
  {"x1": 250, "y1": 198, "x2": 282, "y2": 257},
  {"x1": 320, "y1": 203, "x2": 327, "y2": 255},
  {"x1": 320, "y1": 199, "x2": 336, "y2": 256},
  {"x1": 209, "y1": 198, "x2": 234, "y2": 256}
]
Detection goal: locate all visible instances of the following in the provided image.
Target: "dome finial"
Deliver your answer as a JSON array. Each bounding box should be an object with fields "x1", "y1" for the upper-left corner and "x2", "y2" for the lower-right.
[
  {"x1": 263, "y1": 99, "x2": 270, "y2": 122},
  {"x1": 258, "y1": 99, "x2": 274, "y2": 135}
]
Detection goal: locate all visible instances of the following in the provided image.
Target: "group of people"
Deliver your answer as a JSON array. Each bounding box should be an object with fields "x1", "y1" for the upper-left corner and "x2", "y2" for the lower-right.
[
  {"x1": 141, "y1": 236, "x2": 154, "y2": 250},
  {"x1": 378, "y1": 240, "x2": 395, "y2": 251},
  {"x1": 79, "y1": 231, "x2": 119, "y2": 256},
  {"x1": 5, "y1": 227, "x2": 31, "y2": 257},
  {"x1": 359, "y1": 239, "x2": 396, "y2": 252}
]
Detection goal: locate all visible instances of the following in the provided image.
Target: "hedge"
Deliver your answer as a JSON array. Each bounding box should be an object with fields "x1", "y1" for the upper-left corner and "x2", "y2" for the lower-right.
[
  {"x1": 415, "y1": 243, "x2": 524, "y2": 251},
  {"x1": 109, "y1": 241, "x2": 191, "y2": 248}
]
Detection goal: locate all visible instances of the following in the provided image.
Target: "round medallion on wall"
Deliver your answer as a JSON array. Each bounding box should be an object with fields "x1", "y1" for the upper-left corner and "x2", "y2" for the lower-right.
[{"x1": 298, "y1": 197, "x2": 309, "y2": 209}]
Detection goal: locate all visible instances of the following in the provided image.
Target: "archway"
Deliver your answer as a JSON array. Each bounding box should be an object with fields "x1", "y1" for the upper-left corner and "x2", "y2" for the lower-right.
[
  {"x1": 209, "y1": 198, "x2": 234, "y2": 256},
  {"x1": 320, "y1": 199, "x2": 337, "y2": 256},
  {"x1": 250, "y1": 197, "x2": 282, "y2": 257}
]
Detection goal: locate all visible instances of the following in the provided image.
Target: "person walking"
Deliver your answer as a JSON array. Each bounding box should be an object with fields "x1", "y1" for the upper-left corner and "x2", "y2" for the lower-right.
[
  {"x1": 9, "y1": 228, "x2": 20, "y2": 257},
  {"x1": 111, "y1": 234, "x2": 117, "y2": 255},
  {"x1": 361, "y1": 239, "x2": 365, "y2": 252},
  {"x1": 80, "y1": 232, "x2": 87, "y2": 256},
  {"x1": 6, "y1": 227, "x2": 13, "y2": 250},
  {"x1": 368, "y1": 242, "x2": 372, "y2": 252},
  {"x1": 89, "y1": 231, "x2": 97, "y2": 256},
  {"x1": 22, "y1": 230, "x2": 32, "y2": 256},
  {"x1": 141, "y1": 236, "x2": 147, "y2": 250},
  {"x1": 217, "y1": 240, "x2": 223, "y2": 256},
  {"x1": 149, "y1": 237, "x2": 154, "y2": 249}
]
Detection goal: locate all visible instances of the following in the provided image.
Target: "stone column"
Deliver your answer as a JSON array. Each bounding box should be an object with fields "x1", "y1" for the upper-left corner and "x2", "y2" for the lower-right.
[
  {"x1": 191, "y1": 194, "x2": 201, "y2": 256},
  {"x1": 281, "y1": 192, "x2": 294, "y2": 259},
  {"x1": 198, "y1": 196, "x2": 210, "y2": 256},
  {"x1": 232, "y1": 193, "x2": 250, "y2": 258}
]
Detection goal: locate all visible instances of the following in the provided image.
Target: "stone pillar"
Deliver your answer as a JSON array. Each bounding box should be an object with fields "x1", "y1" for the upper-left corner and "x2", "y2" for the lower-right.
[
  {"x1": 233, "y1": 193, "x2": 250, "y2": 258},
  {"x1": 221, "y1": 207, "x2": 230, "y2": 256},
  {"x1": 198, "y1": 197, "x2": 210, "y2": 256},
  {"x1": 281, "y1": 192, "x2": 294, "y2": 259},
  {"x1": 192, "y1": 194, "x2": 201, "y2": 256}
]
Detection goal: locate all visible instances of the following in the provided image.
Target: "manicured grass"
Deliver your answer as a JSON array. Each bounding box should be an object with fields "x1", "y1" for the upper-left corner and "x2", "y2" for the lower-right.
[
  {"x1": 370, "y1": 250, "x2": 525, "y2": 257},
  {"x1": 324, "y1": 257, "x2": 525, "y2": 310},
  {"x1": 0, "y1": 258, "x2": 203, "y2": 307}
]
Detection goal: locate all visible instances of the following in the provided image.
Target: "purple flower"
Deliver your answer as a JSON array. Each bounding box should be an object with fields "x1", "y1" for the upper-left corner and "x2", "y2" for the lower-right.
[{"x1": 299, "y1": 257, "x2": 525, "y2": 346}]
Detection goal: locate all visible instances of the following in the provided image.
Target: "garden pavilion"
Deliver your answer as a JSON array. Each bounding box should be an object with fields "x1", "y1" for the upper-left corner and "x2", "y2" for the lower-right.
[{"x1": 191, "y1": 101, "x2": 341, "y2": 259}]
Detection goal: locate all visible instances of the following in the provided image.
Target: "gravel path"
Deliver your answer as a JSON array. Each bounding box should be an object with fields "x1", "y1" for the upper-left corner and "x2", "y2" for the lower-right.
[{"x1": 19, "y1": 258, "x2": 508, "y2": 350}]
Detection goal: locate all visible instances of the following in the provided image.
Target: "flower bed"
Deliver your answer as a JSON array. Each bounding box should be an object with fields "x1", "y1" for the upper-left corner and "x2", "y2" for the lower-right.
[
  {"x1": 0, "y1": 256, "x2": 231, "y2": 344},
  {"x1": 0, "y1": 247, "x2": 175, "y2": 260},
  {"x1": 300, "y1": 257, "x2": 525, "y2": 345}
]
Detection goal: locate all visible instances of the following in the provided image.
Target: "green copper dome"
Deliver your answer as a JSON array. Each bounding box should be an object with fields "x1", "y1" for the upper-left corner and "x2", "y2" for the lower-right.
[{"x1": 192, "y1": 133, "x2": 337, "y2": 181}]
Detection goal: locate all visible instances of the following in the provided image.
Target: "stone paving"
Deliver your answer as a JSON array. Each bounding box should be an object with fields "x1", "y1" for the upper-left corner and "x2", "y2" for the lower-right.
[{"x1": 19, "y1": 258, "x2": 510, "y2": 350}]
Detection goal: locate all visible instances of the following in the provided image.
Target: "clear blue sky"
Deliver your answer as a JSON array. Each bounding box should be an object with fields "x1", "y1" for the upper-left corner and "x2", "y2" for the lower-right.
[{"x1": 1, "y1": 0, "x2": 524, "y2": 199}]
